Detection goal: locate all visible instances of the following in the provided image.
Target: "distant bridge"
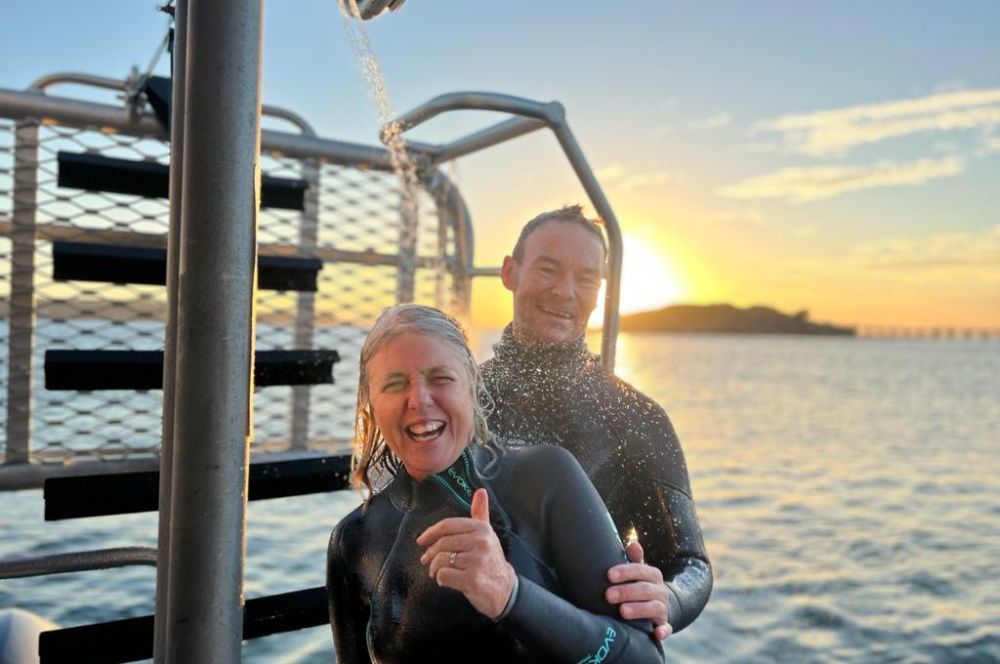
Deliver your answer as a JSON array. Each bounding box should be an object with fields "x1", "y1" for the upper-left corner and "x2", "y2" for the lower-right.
[{"x1": 856, "y1": 325, "x2": 1000, "y2": 340}]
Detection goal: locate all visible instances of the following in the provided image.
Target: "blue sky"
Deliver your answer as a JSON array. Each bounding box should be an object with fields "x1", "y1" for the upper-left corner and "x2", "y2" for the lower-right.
[{"x1": 3, "y1": 2, "x2": 998, "y2": 327}]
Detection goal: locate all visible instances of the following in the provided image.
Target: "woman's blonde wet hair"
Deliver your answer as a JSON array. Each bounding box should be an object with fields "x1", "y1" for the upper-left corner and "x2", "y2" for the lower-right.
[{"x1": 352, "y1": 303, "x2": 493, "y2": 495}]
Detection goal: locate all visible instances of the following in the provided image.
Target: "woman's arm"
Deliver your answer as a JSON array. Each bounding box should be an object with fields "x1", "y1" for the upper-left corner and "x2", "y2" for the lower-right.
[
  {"x1": 418, "y1": 446, "x2": 663, "y2": 662},
  {"x1": 497, "y1": 445, "x2": 664, "y2": 663},
  {"x1": 327, "y1": 519, "x2": 372, "y2": 664}
]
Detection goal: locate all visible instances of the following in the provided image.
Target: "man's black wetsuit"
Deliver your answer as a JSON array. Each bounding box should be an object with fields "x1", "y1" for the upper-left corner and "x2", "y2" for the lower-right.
[
  {"x1": 327, "y1": 445, "x2": 664, "y2": 663},
  {"x1": 481, "y1": 326, "x2": 712, "y2": 632}
]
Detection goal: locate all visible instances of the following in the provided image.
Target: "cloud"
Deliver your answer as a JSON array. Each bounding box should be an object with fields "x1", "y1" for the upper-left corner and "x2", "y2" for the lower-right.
[
  {"x1": 780, "y1": 226, "x2": 1000, "y2": 311},
  {"x1": 980, "y1": 136, "x2": 1000, "y2": 155},
  {"x1": 717, "y1": 156, "x2": 964, "y2": 203},
  {"x1": 597, "y1": 162, "x2": 678, "y2": 192},
  {"x1": 846, "y1": 225, "x2": 1000, "y2": 271},
  {"x1": 714, "y1": 208, "x2": 767, "y2": 226},
  {"x1": 690, "y1": 113, "x2": 733, "y2": 130},
  {"x1": 754, "y1": 88, "x2": 1000, "y2": 156},
  {"x1": 596, "y1": 163, "x2": 626, "y2": 180}
]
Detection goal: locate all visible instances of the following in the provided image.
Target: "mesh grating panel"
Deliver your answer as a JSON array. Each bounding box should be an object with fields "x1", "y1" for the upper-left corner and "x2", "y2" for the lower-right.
[{"x1": 0, "y1": 116, "x2": 470, "y2": 465}]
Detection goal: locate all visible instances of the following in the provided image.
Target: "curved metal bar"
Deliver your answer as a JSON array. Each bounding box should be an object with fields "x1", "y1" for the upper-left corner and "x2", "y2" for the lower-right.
[
  {"x1": 382, "y1": 92, "x2": 561, "y2": 141},
  {"x1": 262, "y1": 128, "x2": 396, "y2": 170},
  {"x1": 27, "y1": 72, "x2": 315, "y2": 137},
  {"x1": 28, "y1": 72, "x2": 128, "y2": 93},
  {"x1": 0, "y1": 547, "x2": 157, "y2": 579},
  {"x1": 383, "y1": 92, "x2": 623, "y2": 369},
  {"x1": 0, "y1": 87, "x2": 166, "y2": 136},
  {"x1": 261, "y1": 104, "x2": 316, "y2": 136},
  {"x1": 431, "y1": 116, "x2": 546, "y2": 165},
  {"x1": 0, "y1": 87, "x2": 395, "y2": 170}
]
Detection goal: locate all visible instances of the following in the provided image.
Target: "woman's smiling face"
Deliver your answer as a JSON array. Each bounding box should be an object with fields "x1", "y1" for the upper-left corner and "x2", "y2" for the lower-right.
[{"x1": 367, "y1": 332, "x2": 473, "y2": 482}]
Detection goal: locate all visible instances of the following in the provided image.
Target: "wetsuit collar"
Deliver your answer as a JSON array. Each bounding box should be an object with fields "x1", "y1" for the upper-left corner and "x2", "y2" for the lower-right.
[
  {"x1": 428, "y1": 448, "x2": 481, "y2": 512},
  {"x1": 388, "y1": 448, "x2": 482, "y2": 514},
  {"x1": 491, "y1": 324, "x2": 597, "y2": 373},
  {"x1": 389, "y1": 470, "x2": 444, "y2": 513}
]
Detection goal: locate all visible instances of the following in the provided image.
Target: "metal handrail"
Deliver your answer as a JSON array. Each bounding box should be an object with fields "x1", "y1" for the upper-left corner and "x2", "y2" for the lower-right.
[
  {"x1": 0, "y1": 547, "x2": 157, "y2": 579},
  {"x1": 29, "y1": 72, "x2": 129, "y2": 94},
  {"x1": 28, "y1": 71, "x2": 319, "y2": 137},
  {"x1": 383, "y1": 92, "x2": 623, "y2": 370}
]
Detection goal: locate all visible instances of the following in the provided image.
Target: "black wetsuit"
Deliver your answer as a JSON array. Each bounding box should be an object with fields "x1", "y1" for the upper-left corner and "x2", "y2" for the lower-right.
[
  {"x1": 327, "y1": 445, "x2": 664, "y2": 663},
  {"x1": 481, "y1": 326, "x2": 712, "y2": 632}
]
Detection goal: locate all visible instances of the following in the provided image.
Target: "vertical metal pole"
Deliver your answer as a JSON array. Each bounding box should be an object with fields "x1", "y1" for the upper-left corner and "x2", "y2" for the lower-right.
[
  {"x1": 396, "y1": 202, "x2": 418, "y2": 304},
  {"x1": 154, "y1": 0, "x2": 187, "y2": 660},
  {"x1": 289, "y1": 157, "x2": 319, "y2": 451},
  {"x1": 549, "y1": 118, "x2": 622, "y2": 371},
  {"x1": 434, "y1": 194, "x2": 447, "y2": 310},
  {"x1": 427, "y1": 170, "x2": 473, "y2": 319},
  {"x1": 165, "y1": 0, "x2": 262, "y2": 660},
  {"x1": 4, "y1": 120, "x2": 39, "y2": 464}
]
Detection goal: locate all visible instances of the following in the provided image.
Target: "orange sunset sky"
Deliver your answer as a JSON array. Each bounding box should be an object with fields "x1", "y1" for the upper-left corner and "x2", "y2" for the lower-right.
[{"x1": 5, "y1": 2, "x2": 998, "y2": 331}]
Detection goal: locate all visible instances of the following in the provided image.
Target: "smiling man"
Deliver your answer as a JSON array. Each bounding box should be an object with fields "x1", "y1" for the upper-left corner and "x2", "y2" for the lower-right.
[{"x1": 481, "y1": 205, "x2": 713, "y2": 640}]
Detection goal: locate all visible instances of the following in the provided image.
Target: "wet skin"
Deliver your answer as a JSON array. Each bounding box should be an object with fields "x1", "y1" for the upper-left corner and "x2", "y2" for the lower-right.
[
  {"x1": 367, "y1": 333, "x2": 473, "y2": 482},
  {"x1": 501, "y1": 221, "x2": 604, "y2": 345}
]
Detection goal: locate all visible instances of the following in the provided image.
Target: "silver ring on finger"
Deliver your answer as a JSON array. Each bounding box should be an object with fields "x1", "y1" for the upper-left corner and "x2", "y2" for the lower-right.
[{"x1": 448, "y1": 551, "x2": 458, "y2": 568}]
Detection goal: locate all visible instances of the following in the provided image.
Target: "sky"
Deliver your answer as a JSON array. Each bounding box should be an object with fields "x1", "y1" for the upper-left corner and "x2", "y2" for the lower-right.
[{"x1": 3, "y1": 1, "x2": 998, "y2": 331}]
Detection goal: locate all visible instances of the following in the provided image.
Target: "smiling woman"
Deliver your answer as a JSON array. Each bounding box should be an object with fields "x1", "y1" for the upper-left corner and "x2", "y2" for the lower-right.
[
  {"x1": 327, "y1": 303, "x2": 664, "y2": 663},
  {"x1": 366, "y1": 332, "x2": 474, "y2": 482},
  {"x1": 591, "y1": 234, "x2": 688, "y2": 324}
]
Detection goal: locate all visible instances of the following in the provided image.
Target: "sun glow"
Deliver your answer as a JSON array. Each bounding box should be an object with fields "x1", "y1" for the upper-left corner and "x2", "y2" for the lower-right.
[{"x1": 590, "y1": 235, "x2": 687, "y2": 324}]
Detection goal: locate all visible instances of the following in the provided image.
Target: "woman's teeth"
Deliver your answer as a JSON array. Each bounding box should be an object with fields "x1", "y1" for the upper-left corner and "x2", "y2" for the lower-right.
[{"x1": 406, "y1": 421, "x2": 445, "y2": 441}]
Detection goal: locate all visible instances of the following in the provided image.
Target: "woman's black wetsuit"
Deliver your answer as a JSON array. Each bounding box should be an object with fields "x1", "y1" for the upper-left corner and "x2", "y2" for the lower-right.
[{"x1": 327, "y1": 444, "x2": 664, "y2": 663}]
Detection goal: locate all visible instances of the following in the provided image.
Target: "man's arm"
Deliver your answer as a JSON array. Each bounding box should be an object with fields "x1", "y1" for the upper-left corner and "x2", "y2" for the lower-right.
[{"x1": 603, "y1": 384, "x2": 713, "y2": 635}]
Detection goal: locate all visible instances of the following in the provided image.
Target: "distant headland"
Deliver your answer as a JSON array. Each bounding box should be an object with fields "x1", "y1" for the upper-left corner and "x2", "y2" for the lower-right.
[{"x1": 619, "y1": 304, "x2": 855, "y2": 336}]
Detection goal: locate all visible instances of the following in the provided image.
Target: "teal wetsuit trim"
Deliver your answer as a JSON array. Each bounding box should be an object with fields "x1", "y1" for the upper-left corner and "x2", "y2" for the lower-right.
[
  {"x1": 430, "y1": 449, "x2": 478, "y2": 510},
  {"x1": 327, "y1": 444, "x2": 664, "y2": 663},
  {"x1": 576, "y1": 626, "x2": 617, "y2": 664}
]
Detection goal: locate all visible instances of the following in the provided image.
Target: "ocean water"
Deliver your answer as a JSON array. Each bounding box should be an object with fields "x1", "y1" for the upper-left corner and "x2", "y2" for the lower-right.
[{"x1": 1, "y1": 333, "x2": 998, "y2": 663}]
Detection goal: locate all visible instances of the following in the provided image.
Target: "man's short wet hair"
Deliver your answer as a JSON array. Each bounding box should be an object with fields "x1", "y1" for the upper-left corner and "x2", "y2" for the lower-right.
[{"x1": 511, "y1": 205, "x2": 609, "y2": 263}]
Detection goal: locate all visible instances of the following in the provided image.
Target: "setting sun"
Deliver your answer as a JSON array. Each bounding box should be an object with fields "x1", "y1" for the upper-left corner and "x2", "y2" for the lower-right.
[{"x1": 591, "y1": 234, "x2": 687, "y2": 324}]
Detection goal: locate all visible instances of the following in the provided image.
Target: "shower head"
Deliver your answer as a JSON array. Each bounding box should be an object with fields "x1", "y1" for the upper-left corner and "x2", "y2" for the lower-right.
[{"x1": 355, "y1": 0, "x2": 407, "y2": 20}]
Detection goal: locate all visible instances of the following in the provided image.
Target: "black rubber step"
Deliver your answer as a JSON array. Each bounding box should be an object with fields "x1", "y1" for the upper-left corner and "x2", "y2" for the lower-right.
[
  {"x1": 39, "y1": 585, "x2": 328, "y2": 664},
  {"x1": 44, "y1": 454, "x2": 351, "y2": 520},
  {"x1": 52, "y1": 240, "x2": 323, "y2": 292},
  {"x1": 44, "y1": 349, "x2": 339, "y2": 391},
  {"x1": 57, "y1": 151, "x2": 308, "y2": 210}
]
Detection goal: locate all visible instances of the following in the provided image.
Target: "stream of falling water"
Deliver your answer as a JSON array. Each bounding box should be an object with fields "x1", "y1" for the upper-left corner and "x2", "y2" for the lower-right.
[{"x1": 336, "y1": 0, "x2": 422, "y2": 303}]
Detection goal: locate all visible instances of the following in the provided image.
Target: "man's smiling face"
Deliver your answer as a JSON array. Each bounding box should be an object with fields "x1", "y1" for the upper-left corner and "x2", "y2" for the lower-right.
[{"x1": 501, "y1": 220, "x2": 605, "y2": 345}]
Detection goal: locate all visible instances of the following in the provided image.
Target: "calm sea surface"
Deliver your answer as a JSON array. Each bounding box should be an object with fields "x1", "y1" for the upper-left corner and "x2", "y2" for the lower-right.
[{"x1": 2, "y1": 333, "x2": 998, "y2": 663}]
